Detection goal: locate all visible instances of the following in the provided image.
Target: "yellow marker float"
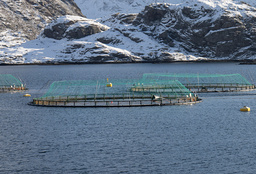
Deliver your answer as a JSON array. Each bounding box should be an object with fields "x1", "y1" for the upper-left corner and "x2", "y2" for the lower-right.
[
  {"x1": 106, "y1": 83, "x2": 112, "y2": 87},
  {"x1": 106, "y1": 78, "x2": 112, "y2": 87},
  {"x1": 240, "y1": 106, "x2": 250, "y2": 112}
]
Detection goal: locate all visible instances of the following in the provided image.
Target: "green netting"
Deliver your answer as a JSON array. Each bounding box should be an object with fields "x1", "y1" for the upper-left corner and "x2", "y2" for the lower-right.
[
  {"x1": 131, "y1": 79, "x2": 193, "y2": 96},
  {"x1": 0, "y1": 74, "x2": 23, "y2": 88},
  {"x1": 41, "y1": 78, "x2": 193, "y2": 98},
  {"x1": 142, "y1": 73, "x2": 253, "y2": 86}
]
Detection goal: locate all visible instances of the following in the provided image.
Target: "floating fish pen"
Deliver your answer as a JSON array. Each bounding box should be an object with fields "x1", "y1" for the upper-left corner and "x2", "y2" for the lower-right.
[
  {"x1": 31, "y1": 79, "x2": 201, "y2": 107},
  {"x1": 142, "y1": 73, "x2": 255, "y2": 92},
  {"x1": 0, "y1": 74, "x2": 26, "y2": 92}
]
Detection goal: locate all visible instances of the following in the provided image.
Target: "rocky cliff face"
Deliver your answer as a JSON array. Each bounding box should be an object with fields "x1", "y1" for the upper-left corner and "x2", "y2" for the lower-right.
[
  {"x1": 133, "y1": 3, "x2": 256, "y2": 59},
  {"x1": 0, "y1": 0, "x2": 83, "y2": 48}
]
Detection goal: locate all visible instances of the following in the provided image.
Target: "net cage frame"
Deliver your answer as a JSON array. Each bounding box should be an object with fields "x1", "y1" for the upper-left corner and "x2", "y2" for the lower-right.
[
  {"x1": 142, "y1": 73, "x2": 254, "y2": 87},
  {"x1": 37, "y1": 78, "x2": 195, "y2": 100},
  {"x1": 0, "y1": 74, "x2": 24, "y2": 89}
]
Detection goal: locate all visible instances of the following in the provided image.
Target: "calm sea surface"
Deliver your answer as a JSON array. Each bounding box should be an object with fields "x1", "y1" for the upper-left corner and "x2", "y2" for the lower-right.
[{"x1": 1, "y1": 63, "x2": 256, "y2": 173}]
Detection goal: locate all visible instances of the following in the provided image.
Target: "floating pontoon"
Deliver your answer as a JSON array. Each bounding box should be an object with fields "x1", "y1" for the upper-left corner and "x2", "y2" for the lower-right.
[{"x1": 31, "y1": 79, "x2": 201, "y2": 107}]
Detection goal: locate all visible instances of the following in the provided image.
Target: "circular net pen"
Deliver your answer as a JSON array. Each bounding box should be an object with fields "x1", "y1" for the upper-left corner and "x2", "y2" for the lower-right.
[
  {"x1": 142, "y1": 73, "x2": 255, "y2": 92},
  {"x1": 31, "y1": 79, "x2": 201, "y2": 107},
  {"x1": 0, "y1": 74, "x2": 26, "y2": 92}
]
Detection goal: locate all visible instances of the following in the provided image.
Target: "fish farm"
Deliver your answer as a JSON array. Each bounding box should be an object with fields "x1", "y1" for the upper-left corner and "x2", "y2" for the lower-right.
[
  {"x1": 142, "y1": 73, "x2": 255, "y2": 92},
  {"x1": 31, "y1": 78, "x2": 201, "y2": 107},
  {"x1": 30, "y1": 73, "x2": 255, "y2": 107},
  {"x1": 0, "y1": 74, "x2": 26, "y2": 92}
]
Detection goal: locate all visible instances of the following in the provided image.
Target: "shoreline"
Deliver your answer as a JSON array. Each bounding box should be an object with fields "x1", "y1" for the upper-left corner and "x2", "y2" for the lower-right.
[{"x1": 0, "y1": 59, "x2": 253, "y2": 66}]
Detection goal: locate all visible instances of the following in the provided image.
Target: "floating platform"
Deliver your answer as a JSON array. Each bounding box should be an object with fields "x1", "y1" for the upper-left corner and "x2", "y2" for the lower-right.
[
  {"x1": 30, "y1": 94, "x2": 201, "y2": 107},
  {"x1": 0, "y1": 86, "x2": 26, "y2": 92},
  {"x1": 30, "y1": 78, "x2": 200, "y2": 107},
  {"x1": 142, "y1": 73, "x2": 255, "y2": 93},
  {"x1": 185, "y1": 84, "x2": 255, "y2": 93},
  {"x1": 0, "y1": 74, "x2": 26, "y2": 92},
  {"x1": 131, "y1": 83, "x2": 255, "y2": 93}
]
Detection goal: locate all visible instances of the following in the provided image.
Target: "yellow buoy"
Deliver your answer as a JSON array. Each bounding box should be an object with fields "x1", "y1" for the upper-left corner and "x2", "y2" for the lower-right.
[
  {"x1": 106, "y1": 83, "x2": 112, "y2": 87},
  {"x1": 23, "y1": 94, "x2": 31, "y2": 97},
  {"x1": 240, "y1": 106, "x2": 250, "y2": 112},
  {"x1": 106, "y1": 78, "x2": 112, "y2": 87}
]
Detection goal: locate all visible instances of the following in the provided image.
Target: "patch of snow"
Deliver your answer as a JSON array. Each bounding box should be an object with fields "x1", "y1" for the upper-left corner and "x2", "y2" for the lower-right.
[
  {"x1": 0, "y1": 30, "x2": 28, "y2": 49},
  {"x1": 45, "y1": 15, "x2": 110, "y2": 33},
  {"x1": 205, "y1": 26, "x2": 242, "y2": 37}
]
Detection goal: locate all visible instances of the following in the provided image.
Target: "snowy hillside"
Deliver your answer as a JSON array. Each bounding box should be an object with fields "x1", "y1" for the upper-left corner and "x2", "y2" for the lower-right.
[{"x1": 1, "y1": 0, "x2": 256, "y2": 64}]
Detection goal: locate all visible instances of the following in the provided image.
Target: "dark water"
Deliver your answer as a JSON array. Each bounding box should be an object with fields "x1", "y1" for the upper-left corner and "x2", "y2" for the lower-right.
[{"x1": 1, "y1": 63, "x2": 256, "y2": 173}]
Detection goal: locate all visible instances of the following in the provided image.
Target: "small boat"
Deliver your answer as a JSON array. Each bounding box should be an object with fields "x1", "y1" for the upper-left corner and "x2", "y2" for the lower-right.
[
  {"x1": 23, "y1": 94, "x2": 31, "y2": 97},
  {"x1": 240, "y1": 106, "x2": 250, "y2": 112}
]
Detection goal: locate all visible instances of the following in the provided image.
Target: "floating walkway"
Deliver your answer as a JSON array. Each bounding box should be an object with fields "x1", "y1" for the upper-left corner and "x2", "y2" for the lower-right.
[
  {"x1": 30, "y1": 93, "x2": 201, "y2": 107},
  {"x1": 0, "y1": 74, "x2": 26, "y2": 92},
  {"x1": 185, "y1": 83, "x2": 254, "y2": 92}
]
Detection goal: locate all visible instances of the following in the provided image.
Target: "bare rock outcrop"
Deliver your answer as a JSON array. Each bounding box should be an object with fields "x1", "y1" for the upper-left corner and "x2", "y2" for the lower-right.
[
  {"x1": 43, "y1": 16, "x2": 110, "y2": 40},
  {"x1": 133, "y1": 3, "x2": 256, "y2": 59},
  {"x1": 0, "y1": 0, "x2": 84, "y2": 41}
]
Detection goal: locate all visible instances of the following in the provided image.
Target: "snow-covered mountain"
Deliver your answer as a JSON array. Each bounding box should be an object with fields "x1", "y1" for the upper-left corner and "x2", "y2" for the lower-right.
[{"x1": 1, "y1": 0, "x2": 256, "y2": 64}]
